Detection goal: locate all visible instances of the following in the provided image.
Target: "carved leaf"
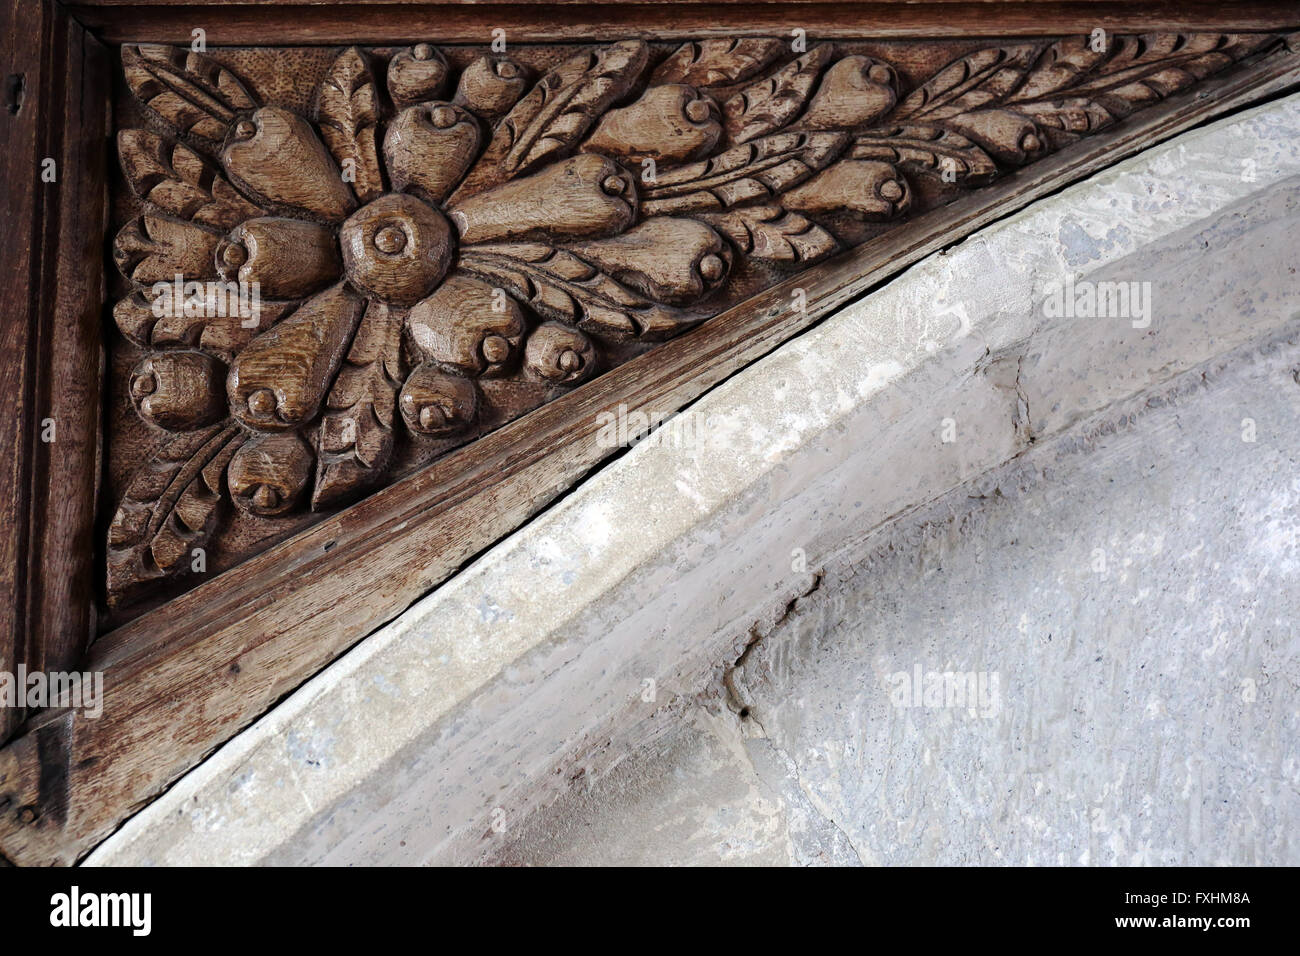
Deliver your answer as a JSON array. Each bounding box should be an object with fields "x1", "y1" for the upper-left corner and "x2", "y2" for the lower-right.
[
  {"x1": 313, "y1": 302, "x2": 405, "y2": 509},
  {"x1": 890, "y1": 44, "x2": 1043, "y2": 121},
  {"x1": 852, "y1": 125, "x2": 998, "y2": 185},
  {"x1": 121, "y1": 44, "x2": 258, "y2": 149},
  {"x1": 315, "y1": 47, "x2": 385, "y2": 203},
  {"x1": 694, "y1": 205, "x2": 839, "y2": 263},
  {"x1": 113, "y1": 290, "x2": 297, "y2": 355},
  {"x1": 1006, "y1": 33, "x2": 1277, "y2": 134},
  {"x1": 651, "y1": 38, "x2": 786, "y2": 88},
  {"x1": 106, "y1": 422, "x2": 244, "y2": 608},
  {"x1": 452, "y1": 40, "x2": 649, "y2": 199},
  {"x1": 641, "y1": 130, "x2": 848, "y2": 216},
  {"x1": 118, "y1": 130, "x2": 263, "y2": 230},
  {"x1": 113, "y1": 214, "x2": 222, "y2": 285},
  {"x1": 460, "y1": 244, "x2": 706, "y2": 341},
  {"x1": 723, "y1": 45, "x2": 835, "y2": 143}
]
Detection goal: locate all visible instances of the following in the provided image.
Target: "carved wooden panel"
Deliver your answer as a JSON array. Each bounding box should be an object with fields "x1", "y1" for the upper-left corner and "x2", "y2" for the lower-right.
[
  {"x1": 105, "y1": 32, "x2": 1281, "y2": 619},
  {"x1": 3, "y1": 0, "x2": 1296, "y2": 865}
]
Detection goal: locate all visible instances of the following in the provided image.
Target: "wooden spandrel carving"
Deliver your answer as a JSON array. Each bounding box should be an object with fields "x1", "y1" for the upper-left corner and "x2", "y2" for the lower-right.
[{"x1": 106, "y1": 32, "x2": 1279, "y2": 617}]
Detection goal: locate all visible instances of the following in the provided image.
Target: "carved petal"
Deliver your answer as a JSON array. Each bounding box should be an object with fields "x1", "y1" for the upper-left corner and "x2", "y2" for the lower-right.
[
  {"x1": 113, "y1": 214, "x2": 220, "y2": 285},
  {"x1": 406, "y1": 275, "x2": 526, "y2": 378},
  {"x1": 118, "y1": 130, "x2": 263, "y2": 230},
  {"x1": 449, "y1": 154, "x2": 637, "y2": 245},
  {"x1": 221, "y1": 107, "x2": 357, "y2": 223},
  {"x1": 315, "y1": 47, "x2": 385, "y2": 203},
  {"x1": 215, "y1": 217, "x2": 341, "y2": 300},
  {"x1": 723, "y1": 45, "x2": 835, "y2": 143},
  {"x1": 106, "y1": 422, "x2": 244, "y2": 609},
  {"x1": 399, "y1": 364, "x2": 479, "y2": 437},
  {"x1": 795, "y1": 56, "x2": 897, "y2": 131},
  {"x1": 121, "y1": 44, "x2": 257, "y2": 149},
  {"x1": 313, "y1": 301, "x2": 405, "y2": 509},
  {"x1": 129, "y1": 350, "x2": 228, "y2": 431},
  {"x1": 523, "y1": 322, "x2": 597, "y2": 385},
  {"x1": 641, "y1": 130, "x2": 848, "y2": 217},
  {"x1": 584, "y1": 84, "x2": 722, "y2": 164},
  {"x1": 694, "y1": 205, "x2": 839, "y2": 263},
  {"x1": 782, "y1": 160, "x2": 912, "y2": 220},
  {"x1": 384, "y1": 102, "x2": 480, "y2": 203},
  {"x1": 566, "y1": 218, "x2": 730, "y2": 304},
  {"x1": 453, "y1": 56, "x2": 530, "y2": 122},
  {"x1": 229, "y1": 432, "x2": 314, "y2": 516},
  {"x1": 388, "y1": 43, "x2": 450, "y2": 106},
  {"x1": 228, "y1": 284, "x2": 366, "y2": 430},
  {"x1": 651, "y1": 38, "x2": 785, "y2": 88},
  {"x1": 459, "y1": 244, "x2": 705, "y2": 341},
  {"x1": 451, "y1": 40, "x2": 649, "y2": 200}
]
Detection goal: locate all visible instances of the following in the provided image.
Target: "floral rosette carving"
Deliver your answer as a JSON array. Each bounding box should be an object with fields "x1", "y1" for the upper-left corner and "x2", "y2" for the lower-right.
[{"x1": 106, "y1": 33, "x2": 1274, "y2": 607}]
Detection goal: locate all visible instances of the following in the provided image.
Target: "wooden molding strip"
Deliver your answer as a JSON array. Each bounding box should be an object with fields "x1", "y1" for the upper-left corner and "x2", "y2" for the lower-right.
[
  {"x1": 1, "y1": 27, "x2": 1297, "y2": 864},
  {"x1": 0, "y1": 0, "x2": 108, "y2": 744},
  {"x1": 68, "y1": 3, "x2": 1300, "y2": 46}
]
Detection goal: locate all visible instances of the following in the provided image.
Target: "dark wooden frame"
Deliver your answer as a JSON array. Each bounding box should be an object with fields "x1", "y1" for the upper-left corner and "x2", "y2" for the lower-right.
[{"x1": 2, "y1": 0, "x2": 1298, "y2": 865}]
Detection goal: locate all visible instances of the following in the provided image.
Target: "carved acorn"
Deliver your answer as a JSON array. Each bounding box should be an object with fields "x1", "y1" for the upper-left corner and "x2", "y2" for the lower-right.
[
  {"x1": 524, "y1": 323, "x2": 597, "y2": 385},
  {"x1": 406, "y1": 274, "x2": 527, "y2": 377},
  {"x1": 227, "y1": 431, "x2": 314, "y2": 516},
  {"x1": 387, "y1": 43, "x2": 450, "y2": 106},
  {"x1": 453, "y1": 56, "x2": 529, "y2": 122},
  {"x1": 130, "y1": 350, "x2": 228, "y2": 430},
  {"x1": 399, "y1": 364, "x2": 479, "y2": 437}
]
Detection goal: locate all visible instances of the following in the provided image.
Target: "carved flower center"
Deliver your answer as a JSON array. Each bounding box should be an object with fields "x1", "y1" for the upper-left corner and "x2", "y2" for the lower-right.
[{"x1": 339, "y1": 193, "x2": 454, "y2": 306}]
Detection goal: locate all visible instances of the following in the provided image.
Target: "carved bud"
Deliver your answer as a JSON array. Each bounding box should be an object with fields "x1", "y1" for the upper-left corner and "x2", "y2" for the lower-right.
[
  {"x1": 229, "y1": 285, "x2": 366, "y2": 431},
  {"x1": 584, "y1": 85, "x2": 722, "y2": 164},
  {"x1": 567, "y1": 218, "x2": 731, "y2": 304},
  {"x1": 798, "y1": 56, "x2": 897, "y2": 131},
  {"x1": 945, "y1": 110, "x2": 1049, "y2": 166},
  {"x1": 453, "y1": 56, "x2": 529, "y2": 122},
  {"x1": 384, "y1": 103, "x2": 481, "y2": 204},
  {"x1": 524, "y1": 323, "x2": 597, "y2": 385},
  {"x1": 448, "y1": 154, "x2": 638, "y2": 245},
  {"x1": 406, "y1": 274, "x2": 526, "y2": 378},
  {"x1": 222, "y1": 107, "x2": 356, "y2": 223},
  {"x1": 129, "y1": 350, "x2": 227, "y2": 430},
  {"x1": 339, "y1": 193, "x2": 454, "y2": 306},
  {"x1": 227, "y1": 431, "x2": 314, "y2": 516},
  {"x1": 783, "y1": 160, "x2": 912, "y2": 220},
  {"x1": 399, "y1": 363, "x2": 479, "y2": 437},
  {"x1": 216, "y1": 217, "x2": 341, "y2": 300},
  {"x1": 387, "y1": 43, "x2": 450, "y2": 106}
]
